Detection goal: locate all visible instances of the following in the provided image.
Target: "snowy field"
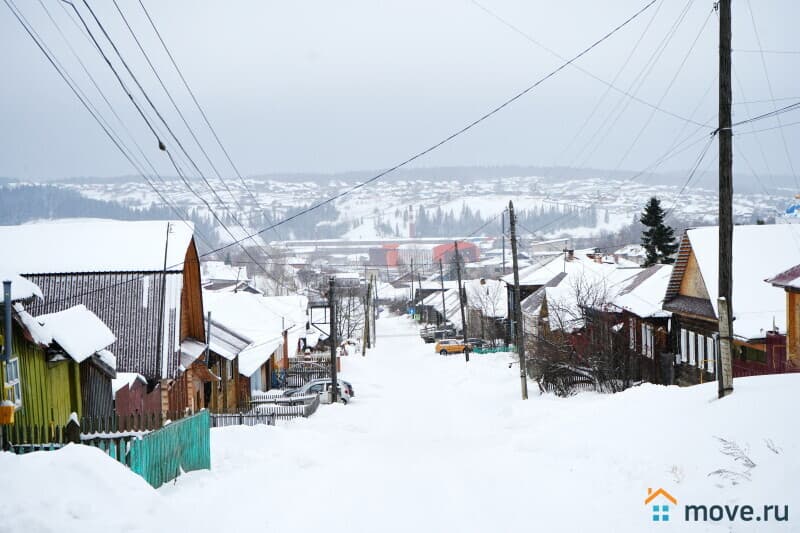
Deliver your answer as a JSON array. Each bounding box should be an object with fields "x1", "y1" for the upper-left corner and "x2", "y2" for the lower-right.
[{"x1": 1, "y1": 315, "x2": 798, "y2": 532}]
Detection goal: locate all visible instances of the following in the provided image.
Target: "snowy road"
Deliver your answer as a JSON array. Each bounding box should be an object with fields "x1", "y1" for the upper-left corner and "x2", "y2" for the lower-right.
[
  {"x1": 4, "y1": 314, "x2": 797, "y2": 532},
  {"x1": 165, "y1": 314, "x2": 539, "y2": 532}
]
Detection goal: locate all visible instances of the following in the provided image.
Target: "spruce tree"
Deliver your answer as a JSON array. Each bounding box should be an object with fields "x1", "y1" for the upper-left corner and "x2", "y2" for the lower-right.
[{"x1": 640, "y1": 197, "x2": 678, "y2": 266}]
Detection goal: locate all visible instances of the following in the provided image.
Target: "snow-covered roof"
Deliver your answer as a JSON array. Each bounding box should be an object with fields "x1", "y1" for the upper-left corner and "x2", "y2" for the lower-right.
[
  {"x1": 503, "y1": 255, "x2": 565, "y2": 286},
  {"x1": 0, "y1": 220, "x2": 194, "y2": 274},
  {"x1": 14, "y1": 303, "x2": 116, "y2": 365},
  {"x1": 111, "y1": 372, "x2": 147, "y2": 397},
  {"x1": 612, "y1": 264, "x2": 673, "y2": 318},
  {"x1": 766, "y1": 264, "x2": 800, "y2": 290},
  {"x1": 203, "y1": 290, "x2": 297, "y2": 376},
  {"x1": 35, "y1": 304, "x2": 117, "y2": 363},
  {"x1": 201, "y1": 261, "x2": 248, "y2": 282},
  {"x1": 421, "y1": 288, "x2": 463, "y2": 329},
  {"x1": 0, "y1": 271, "x2": 43, "y2": 301},
  {"x1": 686, "y1": 225, "x2": 800, "y2": 339},
  {"x1": 239, "y1": 335, "x2": 283, "y2": 377},
  {"x1": 520, "y1": 256, "x2": 641, "y2": 333}
]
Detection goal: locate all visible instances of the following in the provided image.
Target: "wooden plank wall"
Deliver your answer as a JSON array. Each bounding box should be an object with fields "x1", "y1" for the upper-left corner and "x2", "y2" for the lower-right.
[
  {"x1": 180, "y1": 239, "x2": 205, "y2": 343},
  {"x1": 80, "y1": 362, "x2": 114, "y2": 418},
  {"x1": 11, "y1": 327, "x2": 82, "y2": 427}
]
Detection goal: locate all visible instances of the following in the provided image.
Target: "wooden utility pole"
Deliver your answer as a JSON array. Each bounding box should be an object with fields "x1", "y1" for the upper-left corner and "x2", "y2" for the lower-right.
[
  {"x1": 501, "y1": 210, "x2": 507, "y2": 276},
  {"x1": 439, "y1": 259, "x2": 448, "y2": 326},
  {"x1": 454, "y1": 242, "x2": 469, "y2": 362},
  {"x1": 409, "y1": 258, "x2": 415, "y2": 315},
  {"x1": 509, "y1": 201, "x2": 528, "y2": 400},
  {"x1": 363, "y1": 275, "x2": 372, "y2": 355},
  {"x1": 328, "y1": 276, "x2": 338, "y2": 403},
  {"x1": 717, "y1": 0, "x2": 734, "y2": 398}
]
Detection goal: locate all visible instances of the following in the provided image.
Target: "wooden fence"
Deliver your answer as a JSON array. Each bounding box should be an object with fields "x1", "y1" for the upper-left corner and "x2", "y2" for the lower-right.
[
  {"x1": 210, "y1": 411, "x2": 276, "y2": 428},
  {"x1": 272, "y1": 366, "x2": 331, "y2": 389},
  {"x1": 2, "y1": 410, "x2": 211, "y2": 489},
  {"x1": 129, "y1": 410, "x2": 211, "y2": 488}
]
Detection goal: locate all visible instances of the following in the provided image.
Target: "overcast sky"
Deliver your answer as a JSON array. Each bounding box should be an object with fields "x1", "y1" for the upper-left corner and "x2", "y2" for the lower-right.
[{"x1": 0, "y1": 0, "x2": 798, "y2": 182}]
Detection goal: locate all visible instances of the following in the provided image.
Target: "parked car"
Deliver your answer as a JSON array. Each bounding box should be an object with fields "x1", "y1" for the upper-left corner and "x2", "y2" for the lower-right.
[
  {"x1": 434, "y1": 338, "x2": 470, "y2": 355},
  {"x1": 466, "y1": 338, "x2": 489, "y2": 349},
  {"x1": 286, "y1": 378, "x2": 354, "y2": 404}
]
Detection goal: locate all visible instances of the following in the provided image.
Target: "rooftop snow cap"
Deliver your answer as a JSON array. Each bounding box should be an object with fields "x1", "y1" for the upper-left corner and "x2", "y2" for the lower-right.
[
  {"x1": 0, "y1": 219, "x2": 194, "y2": 274},
  {"x1": 0, "y1": 271, "x2": 43, "y2": 301}
]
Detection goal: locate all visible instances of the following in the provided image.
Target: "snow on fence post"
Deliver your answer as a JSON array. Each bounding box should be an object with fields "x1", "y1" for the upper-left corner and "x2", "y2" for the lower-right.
[{"x1": 65, "y1": 412, "x2": 80, "y2": 444}]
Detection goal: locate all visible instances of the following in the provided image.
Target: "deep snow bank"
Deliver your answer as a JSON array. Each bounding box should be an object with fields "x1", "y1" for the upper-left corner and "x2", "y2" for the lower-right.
[{"x1": 0, "y1": 315, "x2": 797, "y2": 532}]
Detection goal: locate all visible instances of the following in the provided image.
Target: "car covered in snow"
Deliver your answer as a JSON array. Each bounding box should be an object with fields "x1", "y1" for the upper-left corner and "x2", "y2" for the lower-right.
[{"x1": 286, "y1": 378, "x2": 354, "y2": 404}]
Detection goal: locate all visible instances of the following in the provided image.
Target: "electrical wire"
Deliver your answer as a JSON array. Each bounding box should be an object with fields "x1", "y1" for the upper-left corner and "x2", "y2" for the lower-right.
[
  {"x1": 198, "y1": 0, "x2": 663, "y2": 260},
  {"x1": 136, "y1": 0, "x2": 275, "y2": 236}
]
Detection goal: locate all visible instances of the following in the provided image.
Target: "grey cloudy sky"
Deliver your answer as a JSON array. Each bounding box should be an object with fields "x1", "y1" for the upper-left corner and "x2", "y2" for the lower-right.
[{"x1": 0, "y1": 0, "x2": 798, "y2": 181}]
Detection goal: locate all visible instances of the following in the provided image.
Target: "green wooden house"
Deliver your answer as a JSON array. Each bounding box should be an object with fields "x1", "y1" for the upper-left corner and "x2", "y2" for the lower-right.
[{"x1": 2, "y1": 286, "x2": 115, "y2": 428}]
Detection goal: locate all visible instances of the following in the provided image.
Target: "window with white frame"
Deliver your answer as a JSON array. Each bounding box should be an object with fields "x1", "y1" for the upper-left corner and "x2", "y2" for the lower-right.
[
  {"x1": 706, "y1": 337, "x2": 716, "y2": 374},
  {"x1": 680, "y1": 329, "x2": 688, "y2": 363},
  {"x1": 696, "y1": 334, "x2": 706, "y2": 368},
  {"x1": 629, "y1": 318, "x2": 637, "y2": 351},
  {"x1": 641, "y1": 323, "x2": 654, "y2": 358},
  {"x1": 4, "y1": 358, "x2": 22, "y2": 407},
  {"x1": 688, "y1": 331, "x2": 696, "y2": 365}
]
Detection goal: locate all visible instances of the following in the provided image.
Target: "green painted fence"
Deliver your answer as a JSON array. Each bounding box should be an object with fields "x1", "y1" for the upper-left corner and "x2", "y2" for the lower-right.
[
  {"x1": 128, "y1": 410, "x2": 210, "y2": 489},
  {"x1": 472, "y1": 346, "x2": 515, "y2": 354}
]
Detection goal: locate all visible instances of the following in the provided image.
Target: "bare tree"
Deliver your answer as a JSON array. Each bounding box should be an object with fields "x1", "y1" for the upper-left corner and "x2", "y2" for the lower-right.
[{"x1": 526, "y1": 272, "x2": 640, "y2": 396}]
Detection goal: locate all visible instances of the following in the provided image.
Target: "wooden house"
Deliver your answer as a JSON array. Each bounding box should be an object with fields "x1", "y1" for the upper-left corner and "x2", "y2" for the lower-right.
[
  {"x1": 0, "y1": 220, "x2": 210, "y2": 417},
  {"x1": 1, "y1": 274, "x2": 115, "y2": 427},
  {"x1": 203, "y1": 290, "x2": 306, "y2": 409},
  {"x1": 663, "y1": 225, "x2": 800, "y2": 384},
  {"x1": 765, "y1": 264, "x2": 800, "y2": 373},
  {"x1": 609, "y1": 264, "x2": 673, "y2": 384},
  {"x1": 205, "y1": 318, "x2": 248, "y2": 412}
]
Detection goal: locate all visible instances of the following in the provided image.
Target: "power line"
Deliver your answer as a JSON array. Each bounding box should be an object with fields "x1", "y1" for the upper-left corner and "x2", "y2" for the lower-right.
[
  {"x1": 730, "y1": 100, "x2": 800, "y2": 129},
  {"x1": 75, "y1": 0, "x2": 273, "y2": 259},
  {"x1": 734, "y1": 48, "x2": 800, "y2": 55},
  {"x1": 469, "y1": 0, "x2": 707, "y2": 129},
  {"x1": 5, "y1": 0, "x2": 661, "y2": 307},
  {"x1": 663, "y1": 132, "x2": 717, "y2": 217},
  {"x1": 575, "y1": 0, "x2": 696, "y2": 169},
  {"x1": 744, "y1": 0, "x2": 799, "y2": 188},
  {"x1": 2, "y1": 0, "x2": 216, "y2": 255},
  {"x1": 110, "y1": 0, "x2": 249, "y2": 217},
  {"x1": 199, "y1": 0, "x2": 662, "y2": 260},
  {"x1": 608, "y1": 5, "x2": 715, "y2": 176},
  {"x1": 136, "y1": 0, "x2": 274, "y2": 236},
  {"x1": 61, "y1": 0, "x2": 293, "y2": 291}
]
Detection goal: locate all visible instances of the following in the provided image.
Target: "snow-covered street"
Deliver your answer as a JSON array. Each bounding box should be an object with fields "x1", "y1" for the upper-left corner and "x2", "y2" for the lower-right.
[{"x1": 2, "y1": 314, "x2": 798, "y2": 532}]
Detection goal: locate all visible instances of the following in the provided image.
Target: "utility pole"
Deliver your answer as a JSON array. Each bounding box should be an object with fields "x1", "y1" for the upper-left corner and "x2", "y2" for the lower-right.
[
  {"x1": 501, "y1": 209, "x2": 507, "y2": 276},
  {"x1": 717, "y1": 0, "x2": 734, "y2": 398},
  {"x1": 328, "y1": 277, "x2": 338, "y2": 403},
  {"x1": 509, "y1": 201, "x2": 528, "y2": 400},
  {"x1": 409, "y1": 258, "x2": 414, "y2": 311},
  {"x1": 439, "y1": 259, "x2": 448, "y2": 327},
  {"x1": 454, "y1": 241, "x2": 469, "y2": 362},
  {"x1": 363, "y1": 275, "x2": 372, "y2": 355}
]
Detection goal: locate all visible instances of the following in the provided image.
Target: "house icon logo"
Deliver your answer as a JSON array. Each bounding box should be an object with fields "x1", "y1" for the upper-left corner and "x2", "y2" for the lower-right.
[{"x1": 645, "y1": 488, "x2": 677, "y2": 522}]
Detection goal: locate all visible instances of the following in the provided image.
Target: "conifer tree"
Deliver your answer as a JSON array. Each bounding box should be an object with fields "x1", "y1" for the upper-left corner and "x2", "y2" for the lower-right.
[{"x1": 640, "y1": 197, "x2": 678, "y2": 266}]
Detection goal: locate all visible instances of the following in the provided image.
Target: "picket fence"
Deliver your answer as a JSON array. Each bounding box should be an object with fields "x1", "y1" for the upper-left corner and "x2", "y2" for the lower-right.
[{"x1": 3, "y1": 410, "x2": 211, "y2": 489}]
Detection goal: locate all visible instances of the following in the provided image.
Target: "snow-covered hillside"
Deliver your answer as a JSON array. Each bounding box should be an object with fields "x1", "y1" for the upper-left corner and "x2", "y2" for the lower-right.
[
  {"x1": 45, "y1": 172, "x2": 786, "y2": 242},
  {"x1": 2, "y1": 315, "x2": 796, "y2": 532}
]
